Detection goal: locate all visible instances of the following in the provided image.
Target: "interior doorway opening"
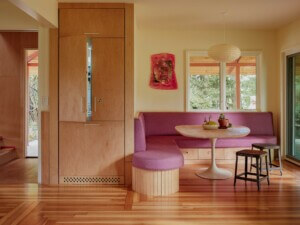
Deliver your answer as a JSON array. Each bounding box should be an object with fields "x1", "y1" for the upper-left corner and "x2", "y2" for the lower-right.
[{"x1": 25, "y1": 49, "x2": 39, "y2": 158}]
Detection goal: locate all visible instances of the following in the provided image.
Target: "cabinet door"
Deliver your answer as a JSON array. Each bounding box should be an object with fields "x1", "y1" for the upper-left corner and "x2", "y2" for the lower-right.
[
  {"x1": 91, "y1": 38, "x2": 124, "y2": 121},
  {"x1": 59, "y1": 36, "x2": 86, "y2": 122},
  {"x1": 59, "y1": 121, "x2": 124, "y2": 178},
  {"x1": 60, "y1": 9, "x2": 124, "y2": 37}
]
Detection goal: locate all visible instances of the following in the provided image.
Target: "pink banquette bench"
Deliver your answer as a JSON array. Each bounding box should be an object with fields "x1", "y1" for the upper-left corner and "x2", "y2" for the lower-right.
[{"x1": 132, "y1": 112, "x2": 277, "y2": 196}]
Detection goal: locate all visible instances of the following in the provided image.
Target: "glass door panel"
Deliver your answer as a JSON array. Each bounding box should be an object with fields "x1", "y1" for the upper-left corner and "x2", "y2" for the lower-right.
[{"x1": 287, "y1": 53, "x2": 300, "y2": 160}]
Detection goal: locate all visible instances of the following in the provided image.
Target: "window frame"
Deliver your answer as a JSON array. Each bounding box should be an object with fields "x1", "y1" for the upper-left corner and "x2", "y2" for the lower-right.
[{"x1": 185, "y1": 50, "x2": 262, "y2": 112}]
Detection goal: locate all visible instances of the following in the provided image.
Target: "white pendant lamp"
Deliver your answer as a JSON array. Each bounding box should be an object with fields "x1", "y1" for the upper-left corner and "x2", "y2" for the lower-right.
[{"x1": 208, "y1": 12, "x2": 241, "y2": 63}]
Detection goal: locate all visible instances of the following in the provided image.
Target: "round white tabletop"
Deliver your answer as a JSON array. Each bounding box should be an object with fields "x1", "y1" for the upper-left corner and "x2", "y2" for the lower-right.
[{"x1": 175, "y1": 125, "x2": 250, "y2": 180}]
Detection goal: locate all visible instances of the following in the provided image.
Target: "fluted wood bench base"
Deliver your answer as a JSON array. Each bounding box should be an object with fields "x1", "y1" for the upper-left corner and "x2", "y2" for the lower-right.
[{"x1": 132, "y1": 167, "x2": 179, "y2": 196}]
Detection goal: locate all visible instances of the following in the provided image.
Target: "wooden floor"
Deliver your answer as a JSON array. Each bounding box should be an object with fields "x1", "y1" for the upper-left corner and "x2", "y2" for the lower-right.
[
  {"x1": 0, "y1": 158, "x2": 37, "y2": 184},
  {"x1": 0, "y1": 160, "x2": 300, "y2": 224}
]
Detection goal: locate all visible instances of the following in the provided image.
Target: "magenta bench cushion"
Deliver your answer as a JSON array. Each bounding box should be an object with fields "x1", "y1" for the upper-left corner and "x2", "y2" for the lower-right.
[
  {"x1": 133, "y1": 112, "x2": 277, "y2": 170},
  {"x1": 142, "y1": 112, "x2": 274, "y2": 136},
  {"x1": 133, "y1": 136, "x2": 184, "y2": 170}
]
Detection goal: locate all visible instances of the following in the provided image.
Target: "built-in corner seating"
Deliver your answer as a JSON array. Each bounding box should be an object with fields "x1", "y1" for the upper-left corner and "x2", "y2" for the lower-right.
[{"x1": 132, "y1": 112, "x2": 277, "y2": 196}]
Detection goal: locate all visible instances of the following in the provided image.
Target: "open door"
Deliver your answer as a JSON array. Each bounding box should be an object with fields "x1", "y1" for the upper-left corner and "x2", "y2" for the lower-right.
[{"x1": 25, "y1": 49, "x2": 39, "y2": 157}]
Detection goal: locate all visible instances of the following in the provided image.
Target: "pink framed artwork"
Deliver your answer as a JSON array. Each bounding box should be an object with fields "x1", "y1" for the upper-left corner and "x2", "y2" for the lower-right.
[{"x1": 149, "y1": 53, "x2": 178, "y2": 90}]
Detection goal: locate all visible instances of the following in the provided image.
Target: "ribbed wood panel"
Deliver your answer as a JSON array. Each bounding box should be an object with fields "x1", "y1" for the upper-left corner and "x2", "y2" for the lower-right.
[{"x1": 132, "y1": 167, "x2": 179, "y2": 196}]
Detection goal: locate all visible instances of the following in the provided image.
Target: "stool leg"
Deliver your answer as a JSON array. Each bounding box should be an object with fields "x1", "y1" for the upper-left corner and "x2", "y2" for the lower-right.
[
  {"x1": 265, "y1": 155, "x2": 270, "y2": 185},
  {"x1": 250, "y1": 146, "x2": 253, "y2": 172},
  {"x1": 268, "y1": 149, "x2": 272, "y2": 169},
  {"x1": 256, "y1": 157, "x2": 260, "y2": 191},
  {"x1": 278, "y1": 148, "x2": 283, "y2": 176},
  {"x1": 245, "y1": 156, "x2": 248, "y2": 182},
  {"x1": 260, "y1": 154, "x2": 262, "y2": 173},
  {"x1": 234, "y1": 155, "x2": 238, "y2": 186}
]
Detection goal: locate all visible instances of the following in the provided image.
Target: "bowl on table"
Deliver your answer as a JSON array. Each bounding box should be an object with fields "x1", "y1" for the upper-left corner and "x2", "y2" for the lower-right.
[{"x1": 203, "y1": 124, "x2": 219, "y2": 130}]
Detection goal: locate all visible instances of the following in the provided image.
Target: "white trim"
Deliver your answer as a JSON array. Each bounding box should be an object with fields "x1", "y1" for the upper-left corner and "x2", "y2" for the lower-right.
[
  {"x1": 220, "y1": 62, "x2": 226, "y2": 110},
  {"x1": 285, "y1": 157, "x2": 300, "y2": 167},
  {"x1": 280, "y1": 45, "x2": 300, "y2": 158},
  {"x1": 185, "y1": 50, "x2": 262, "y2": 112}
]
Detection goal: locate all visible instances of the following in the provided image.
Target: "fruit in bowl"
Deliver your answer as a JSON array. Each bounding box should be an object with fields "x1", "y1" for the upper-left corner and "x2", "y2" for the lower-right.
[{"x1": 203, "y1": 120, "x2": 218, "y2": 130}]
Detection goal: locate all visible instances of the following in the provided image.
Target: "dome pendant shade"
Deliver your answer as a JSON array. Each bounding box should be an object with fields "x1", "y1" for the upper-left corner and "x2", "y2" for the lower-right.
[{"x1": 208, "y1": 43, "x2": 241, "y2": 63}]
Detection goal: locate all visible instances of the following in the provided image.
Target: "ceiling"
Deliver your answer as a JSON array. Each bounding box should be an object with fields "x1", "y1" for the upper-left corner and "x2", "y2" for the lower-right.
[
  {"x1": 59, "y1": 0, "x2": 300, "y2": 30},
  {"x1": 0, "y1": 1, "x2": 38, "y2": 30}
]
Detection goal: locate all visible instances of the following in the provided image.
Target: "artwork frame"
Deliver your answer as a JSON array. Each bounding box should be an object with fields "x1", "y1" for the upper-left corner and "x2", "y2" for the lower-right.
[{"x1": 149, "y1": 53, "x2": 178, "y2": 90}]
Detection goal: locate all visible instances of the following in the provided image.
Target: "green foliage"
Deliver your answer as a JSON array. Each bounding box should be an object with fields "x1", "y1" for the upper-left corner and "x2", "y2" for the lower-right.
[
  {"x1": 189, "y1": 75, "x2": 220, "y2": 110},
  {"x1": 226, "y1": 75, "x2": 236, "y2": 110},
  {"x1": 241, "y1": 75, "x2": 256, "y2": 109},
  {"x1": 28, "y1": 73, "x2": 38, "y2": 142},
  {"x1": 189, "y1": 74, "x2": 256, "y2": 110}
]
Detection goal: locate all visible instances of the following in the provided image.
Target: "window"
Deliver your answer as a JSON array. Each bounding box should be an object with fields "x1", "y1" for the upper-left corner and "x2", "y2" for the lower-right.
[{"x1": 187, "y1": 51, "x2": 260, "y2": 111}]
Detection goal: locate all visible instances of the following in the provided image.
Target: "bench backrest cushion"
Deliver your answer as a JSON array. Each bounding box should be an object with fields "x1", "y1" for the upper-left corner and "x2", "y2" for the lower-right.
[
  {"x1": 134, "y1": 113, "x2": 146, "y2": 152},
  {"x1": 141, "y1": 112, "x2": 274, "y2": 136}
]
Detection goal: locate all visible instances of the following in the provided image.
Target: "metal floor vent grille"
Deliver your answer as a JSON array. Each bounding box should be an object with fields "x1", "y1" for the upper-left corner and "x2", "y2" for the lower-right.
[{"x1": 61, "y1": 176, "x2": 123, "y2": 184}]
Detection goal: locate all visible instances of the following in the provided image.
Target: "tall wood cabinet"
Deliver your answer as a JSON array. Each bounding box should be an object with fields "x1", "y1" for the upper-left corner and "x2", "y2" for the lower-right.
[{"x1": 58, "y1": 3, "x2": 133, "y2": 185}]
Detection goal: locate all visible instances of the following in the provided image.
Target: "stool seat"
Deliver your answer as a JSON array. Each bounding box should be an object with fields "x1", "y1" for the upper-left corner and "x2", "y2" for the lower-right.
[
  {"x1": 251, "y1": 143, "x2": 283, "y2": 176},
  {"x1": 236, "y1": 149, "x2": 267, "y2": 157},
  {"x1": 252, "y1": 143, "x2": 280, "y2": 149}
]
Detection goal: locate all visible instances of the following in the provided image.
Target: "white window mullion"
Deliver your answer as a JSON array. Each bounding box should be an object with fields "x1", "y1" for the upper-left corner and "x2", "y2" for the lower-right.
[{"x1": 220, "y1": 62, "x2": 226, "y2": 111}]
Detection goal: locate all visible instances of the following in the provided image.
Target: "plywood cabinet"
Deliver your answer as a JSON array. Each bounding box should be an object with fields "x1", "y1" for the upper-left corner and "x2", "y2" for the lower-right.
[
  {"x1": 92, "y1": 38, "x2": 124, "y2": 121},
  {"x1": 57, "y1": 4, "x2": 133, "y2": 185},
  {"x1": 60, "y1": 9, "x2": 124, "y2": 37},
  {"x1": 59, "y1": 35, "x2": 86, "y2": 122},
  {"x1": 59, "y1": 122, "x2": 124, "y2": 178}
]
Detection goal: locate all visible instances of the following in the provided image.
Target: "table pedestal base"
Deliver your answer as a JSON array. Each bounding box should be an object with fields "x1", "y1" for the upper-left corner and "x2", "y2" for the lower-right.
[
  {"x1": 196, "y1": 138, "x2": 232, "y2": 180},
  {"x1": 196, "y1": 164, "x2": 232, "y2": 180}
]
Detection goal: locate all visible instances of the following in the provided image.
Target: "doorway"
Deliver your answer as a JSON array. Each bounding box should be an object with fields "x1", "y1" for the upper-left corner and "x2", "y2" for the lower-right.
[
  {"x1": 25, "y1": 49, "x2": 39, "y2": 158},
  {"x1": 287, "y1": 53, "x2": 300, "y2": 161}
]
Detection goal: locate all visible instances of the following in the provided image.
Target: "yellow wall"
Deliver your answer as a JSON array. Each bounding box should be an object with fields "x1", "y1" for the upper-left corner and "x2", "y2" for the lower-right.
[
  {"x1": 277, "y1": 18, "x2": 300, "y2": 50},
  {"x1": 0, "y1": 1, "x2": 38, "y2": 30},
  {"x1": 135, "y1": 27, "x2": 280, "y2": 132},
  {"x1": 9, "y1": 0, "x2": 58, "y2": 27}
]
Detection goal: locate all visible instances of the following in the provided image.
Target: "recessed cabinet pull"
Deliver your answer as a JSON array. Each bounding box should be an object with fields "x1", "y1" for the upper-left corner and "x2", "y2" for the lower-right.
[{"x1": 84, "y1": 32, "x2": 100, "y2": 35}]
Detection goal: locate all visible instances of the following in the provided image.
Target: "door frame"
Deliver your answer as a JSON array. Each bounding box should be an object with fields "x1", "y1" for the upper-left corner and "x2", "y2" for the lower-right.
[{"x1": 280, "y1": 45, "x2": 300, "y2": 166}]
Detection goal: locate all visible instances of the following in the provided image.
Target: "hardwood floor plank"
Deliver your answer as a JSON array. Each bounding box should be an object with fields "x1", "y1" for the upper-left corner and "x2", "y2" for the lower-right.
[{"x1": 0, "y1": 160, "x2": 299, "y2": 224}]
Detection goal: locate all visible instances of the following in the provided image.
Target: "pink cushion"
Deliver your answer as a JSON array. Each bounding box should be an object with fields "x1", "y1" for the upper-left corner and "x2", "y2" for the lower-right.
[
  {"x1": 142, "y1": 112, "x2": 274, "y2": 136},
  {"x1": 175, "y1": 135, "x2": 277, "y2": 148},
  {"x1": 134, "y1": 114, "x2": 146, "y2": 152},
  {"x1": 132, "y1": 136, "x2": 184, "y2": 170},
  {"x1": 133, "y1": 112, "x2": 277, "y2": 171}
]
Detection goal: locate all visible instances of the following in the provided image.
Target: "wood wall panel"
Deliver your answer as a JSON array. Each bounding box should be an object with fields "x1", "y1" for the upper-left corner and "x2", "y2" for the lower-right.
[
  {"x1": 0, "y1": 32, "x2": 38, "y2": 157},
  {"x1": 41, "y1": 111, "x2": 50, "y2": 184},
  {"x1": 49, "y1": 29, "x2": 59, "y2": 184},
  {"x1": 92, "y1": 38, "x2": 124, "y2": 121},
  {"x1": 59, "y1": 35, "x2": 86, "y2": 122},
  {"x1": 124, "y1": 4, "x2": 134, "y2": 186},
  {"x1": 59, "y1": 121, "x2": 124, "y2": 177},
  {"x1": 59, "y1": 9, "x2": 124, "y2": 37}
]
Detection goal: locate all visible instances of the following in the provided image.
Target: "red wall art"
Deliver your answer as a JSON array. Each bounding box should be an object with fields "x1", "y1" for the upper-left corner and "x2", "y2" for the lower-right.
[{"x1": 149, "y1": 53, "x2": 178, "y2": 90}]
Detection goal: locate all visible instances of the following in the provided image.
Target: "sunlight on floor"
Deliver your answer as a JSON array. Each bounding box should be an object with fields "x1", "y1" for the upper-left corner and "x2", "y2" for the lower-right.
[{"x1": 26, "y1": 140, "x2": 38, "y2": 157}]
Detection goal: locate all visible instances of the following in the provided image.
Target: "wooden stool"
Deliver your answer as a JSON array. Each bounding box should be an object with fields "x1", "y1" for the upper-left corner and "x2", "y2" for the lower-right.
[
  {"x1": 250, "y1": 143, "x2": 283, "y2": 176},
  {"x1": 234, "y1": 150, "x2": 270, "y2": 191}
]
